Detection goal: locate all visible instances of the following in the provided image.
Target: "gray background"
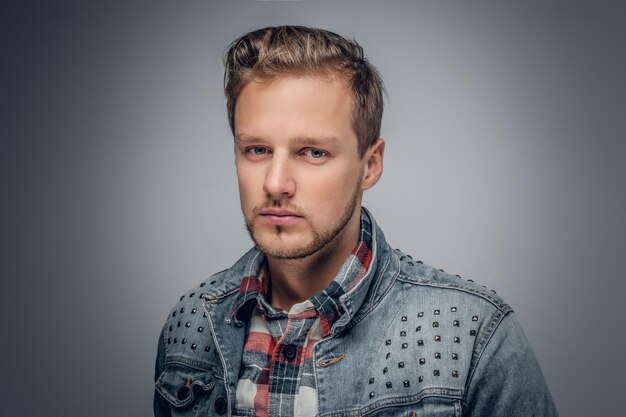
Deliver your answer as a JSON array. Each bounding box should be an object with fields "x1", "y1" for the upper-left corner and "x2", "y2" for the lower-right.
[{"x1": 2, "y1": 1, "x2": 624, "y2": 416}]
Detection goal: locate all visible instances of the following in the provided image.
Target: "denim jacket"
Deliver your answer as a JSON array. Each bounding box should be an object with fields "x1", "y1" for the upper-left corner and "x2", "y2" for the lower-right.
[{"x1": 154, "y1": 208, "x2": 558, "y2": 416}]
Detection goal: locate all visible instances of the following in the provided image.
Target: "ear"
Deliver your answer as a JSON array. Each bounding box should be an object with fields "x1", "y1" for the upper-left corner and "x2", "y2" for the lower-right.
[{"x1": 361, "y1": 138, "x2": 385, "y2": 190}]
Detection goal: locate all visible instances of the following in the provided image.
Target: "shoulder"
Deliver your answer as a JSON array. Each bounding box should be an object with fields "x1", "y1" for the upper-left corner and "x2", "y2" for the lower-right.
[
  {"x1": 390, "y1": 249, "x2": 511, "y2": 315},
  {"x1": 157, "y1": 248, "x2": 258, "y2": 363},
  {"x1": 370, "y1": 249, "x2": 517, "y2": 372}
]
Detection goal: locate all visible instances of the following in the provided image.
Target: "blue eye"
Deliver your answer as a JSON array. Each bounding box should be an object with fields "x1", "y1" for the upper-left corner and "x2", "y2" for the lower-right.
[
  {"x1": 306, "y1": 149, "x2": 327, "y2": 159},
  {"x1": 247, "y1": 146, "x2": 267, "y2": 155}
]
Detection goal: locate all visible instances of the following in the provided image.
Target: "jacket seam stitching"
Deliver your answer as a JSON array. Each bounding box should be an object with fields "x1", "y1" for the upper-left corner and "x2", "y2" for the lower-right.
[
  {"x1": 338, "y1": 257, "x2": 398, "y2": 333},
  {"x1": 396, "y1": 275, "x2": 511, "y2": 312},
  {"x1": 461, "y1": 309, "x2": 511, "y2": 411}
]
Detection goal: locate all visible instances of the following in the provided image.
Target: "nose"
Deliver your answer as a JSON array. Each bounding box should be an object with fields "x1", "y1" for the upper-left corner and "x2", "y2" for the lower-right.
[{"x1": 263, "y1": 155, "x2": 296, "y2": 199}]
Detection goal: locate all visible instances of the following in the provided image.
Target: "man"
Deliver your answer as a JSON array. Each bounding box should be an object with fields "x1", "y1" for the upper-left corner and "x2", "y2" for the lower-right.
[{"x1": 154, "y1": 26, "x2": 558, "y2": 416}]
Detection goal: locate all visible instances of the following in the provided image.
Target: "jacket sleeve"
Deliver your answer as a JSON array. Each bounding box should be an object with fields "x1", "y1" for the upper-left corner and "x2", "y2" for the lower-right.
[
  {"x1": 154, "y1": 326, "x2": 171, "y2": 417},
  {"x1": 463, "y1": 312, "x2": 559, "y2": 417}
]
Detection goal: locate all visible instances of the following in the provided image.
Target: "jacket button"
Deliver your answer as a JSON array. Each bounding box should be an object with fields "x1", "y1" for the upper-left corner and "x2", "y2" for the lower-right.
[
  {"x1": 214, "y1": 397, "x2": 227, "y2": 414},
  {"x1": 176, "y1": 386, "x2": 190, "y2": 401},
  {"x1": 283, "y1": 345, "x2": 296, "y2": 360}
]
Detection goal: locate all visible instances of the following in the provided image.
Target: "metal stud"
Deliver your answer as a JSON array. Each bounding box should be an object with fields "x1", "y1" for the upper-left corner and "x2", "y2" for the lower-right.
[
  {"x1": 434, "y1": 309, "x2": 440, "y2": 315},
  {"x1": 472, "y1": 316, "x2": 478, "y2": 321},
  {"x1": 197, "y1": 327, "x2": 204, "y2": 332},
  {"x1": 191, "y1": 308, "x2": 197, "y2": 314},
  {"x1": 417, "y1": 339, "x2": 424, "y2": 346},
  {"x1": 435, "y1": 352, "x2": 441, "y2": 359},
  {"x1": 180, "y1": 307, "x2": 185, "y2": 314},
  {"x1": 181, "y1": 338, "x2": 186, "y2": 344},
  {"x1": 452, "y1": 353, "x2": 458, "y2": 360},
  {"x1": 205, "y1": 346, "x2": 210, "y2": 352},
  {"x1": 177, "y1": 321, "x2": 181, "y2": 327},
  {"x1": 386, "y1": 352, "x2": 391, "y2": 359},
  {"x1": 173, "y1": 338, "x2": 178, "y2": 343},
  {"x1": 203, "y1": 312, "x2": 207, "y2": 318},
  {"x1": 452, "y1": 370, "x2": 459, "y2": 378},
  {"x1": 416, "y1": 325, "x2": 421, "y2": 332},
  {"x1": 180, "y1": 296, "x2": 184, "y2": 301},
  {"x1": 369, "y1": 392, "x2": 375, "y2": 399},
  {"x1": 434, "y1": 335, "x2": 441, "y2": 342},
  {"x1": 400, "y1": 330, "x2": 406, "y2": 337},
  {"x1": 210, "y1": 280, "x2": 216, "y2": 285},
  {"x1": 418, "y1": 312, "x2": 424, "y2": 317},
  {"x1": 433, "y1": 321, "x2": 439, "y2": 327},
  {"x1": 401, "y1": 316, "x2": 407, "y2": 321},
  {"x1": 386, "y1": 339, "x2": 391, "y2": 345},
  {"x1": 470, "y1": 329, "x2": 476, "y2": 336},
  {"x1": 419, "y1": 358, "x2": 425, "y2": 365},
  {"x1": 200, "y1": 282, "x2": 206, "y2": 287},
  {"x1": 433, "y1": 370, "x2": 440, "y2": 376},
  {"x1": 398, "y1": 362, "x2": 405, "y2": 368},
  {"x1": 191, "y1": 343, "x2": 197, "y2": 350},
  {"x1": 451, "y1": 306, "x2": 457, "y2": 312},
  {"x1": 383, "y1": 367, "x2": 388, "y2": 374},
  {"x1": 454, "y1": 336, "x2": 460, "y2": 343},
  {"x1": 402, "y1": 343, "x2": 408, "y2": 349},
  {"x1": 169, "y1": 325, "x2": 173, "y2": 331},
  {"x1": 403, "y1": 380, "x2": 410, "y2": 387},
  {"x1": 185, "y1": 322, "x2": 191, "y2": 328},
  {"x1": 189, "y1": 293, "x2": 195, "y2": 298},
  {"x1": 167, "y1": 338, "x2": 171, "y2": 344},
  {"x1": 386, "y1": 382, "x2": 392, "y2": 389},
  {"x1": 408, "y1": 261, "x2": 415, "y2": 266},
  {"x1": 224, "y1": 317, "x2": 232, "y2": 325},
  {"x1": 419, "y1": 375, "x2": 424, "y2": 383},
  {"x1": 453, "y1": 320, "x2": 460, "y2": 327},
  {"x1": 172, "y1": 311, "x2": 176, "y2": 317},
  {"x1": 369, "y1": 378, "x2": 375, "y2": 384}
]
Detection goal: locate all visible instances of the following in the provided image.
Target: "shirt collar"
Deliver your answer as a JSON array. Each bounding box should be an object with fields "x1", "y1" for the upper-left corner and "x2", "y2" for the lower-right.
[{"x1": 231, "y1": 208, "x2": 375, "y2": 337}]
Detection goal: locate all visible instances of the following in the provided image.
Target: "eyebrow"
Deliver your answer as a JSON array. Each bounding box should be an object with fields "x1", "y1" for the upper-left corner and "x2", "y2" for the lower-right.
[
  {"x1": 289, "y1": 136, "x2": 338, "y2": 146},
  {"x1": 235, "y1": 134, "x2": 338, "y2": 146},
  {"x1": 234, "y1": 134, "x2": 261, "y2": 144}
]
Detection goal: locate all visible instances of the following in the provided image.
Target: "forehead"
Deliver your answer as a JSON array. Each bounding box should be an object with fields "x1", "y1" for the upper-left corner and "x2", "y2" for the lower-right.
[{"x1": 234, "y1": 75, "x2": 356, "y2": 144}]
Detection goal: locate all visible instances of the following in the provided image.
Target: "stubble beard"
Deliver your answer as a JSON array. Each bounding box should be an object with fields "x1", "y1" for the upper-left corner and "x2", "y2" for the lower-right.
[{"x1": 244, "y1": 185, "x2": 361, "y2": 260}]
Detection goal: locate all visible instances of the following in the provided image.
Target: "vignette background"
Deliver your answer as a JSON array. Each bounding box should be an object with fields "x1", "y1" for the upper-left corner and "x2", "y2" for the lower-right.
[{"x1": 3, "y1": 1, "x2": 625, "y2": 416}]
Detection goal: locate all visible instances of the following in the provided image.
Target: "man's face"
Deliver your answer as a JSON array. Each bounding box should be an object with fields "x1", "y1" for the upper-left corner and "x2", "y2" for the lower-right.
[{"x1": 234, "y1": 75, "x2": 367, "y2": 259}]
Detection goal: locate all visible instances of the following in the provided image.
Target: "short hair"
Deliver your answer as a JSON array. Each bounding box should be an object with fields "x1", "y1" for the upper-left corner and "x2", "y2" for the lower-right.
[{"x1": 224, "y1": 25, "x2": 385, "y2": 157}]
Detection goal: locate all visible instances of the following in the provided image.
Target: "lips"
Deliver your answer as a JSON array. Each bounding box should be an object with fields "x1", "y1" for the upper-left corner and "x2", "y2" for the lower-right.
[
  {"x1": 259, "y1": 207, "x2": 302, "y2": 217},
  {"x1": 258, "y1": 207, "x2": 303, "y2": 225}
]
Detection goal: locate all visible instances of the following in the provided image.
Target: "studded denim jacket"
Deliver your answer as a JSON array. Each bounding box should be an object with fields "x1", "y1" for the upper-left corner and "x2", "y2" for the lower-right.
[{"x1": 154, "y1": 208, "x2": 558, "y2": 417}]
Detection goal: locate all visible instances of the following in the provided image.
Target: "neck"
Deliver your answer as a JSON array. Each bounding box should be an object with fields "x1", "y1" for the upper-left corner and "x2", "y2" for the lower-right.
[{"x1": 266, "y1": 211, "x2": 361, "y2": 311}]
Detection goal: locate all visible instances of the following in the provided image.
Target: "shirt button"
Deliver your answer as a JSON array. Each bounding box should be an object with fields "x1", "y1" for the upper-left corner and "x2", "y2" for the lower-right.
[
  {"x1": 214, "y1": 397, "x2": 227, "y2": 414},
  {"x1": 283, "y1": 345, "x2": 297, "y2": 360},
  {"x1": 176, "y1": 386, "x2": 190, "y2": 401}
]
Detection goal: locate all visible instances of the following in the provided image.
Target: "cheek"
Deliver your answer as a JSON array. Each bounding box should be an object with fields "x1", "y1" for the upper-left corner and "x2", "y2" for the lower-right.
[
  {"x1": 236, "y1": 171, "x2": 258, "y2": 208},
  {"x1": 303, "y1": 167, "x2": 360, "y2": 202}
]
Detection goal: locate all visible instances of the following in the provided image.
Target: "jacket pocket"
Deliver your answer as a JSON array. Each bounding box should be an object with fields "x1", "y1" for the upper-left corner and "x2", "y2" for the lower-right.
[{"x1": 155, "y1": 363, "x2": 215, "y2": 412}]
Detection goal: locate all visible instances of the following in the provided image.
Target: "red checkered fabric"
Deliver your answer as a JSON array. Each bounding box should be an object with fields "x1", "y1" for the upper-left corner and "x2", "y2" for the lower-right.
[{"x1": 233, "y1": 214, "x2": 373, "y2": 416}]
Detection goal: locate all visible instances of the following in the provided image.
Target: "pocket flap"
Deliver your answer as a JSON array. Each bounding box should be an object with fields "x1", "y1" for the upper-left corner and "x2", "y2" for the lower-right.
[{"x1": 155, "y1": 363, "x2": 215, "y2": 408}]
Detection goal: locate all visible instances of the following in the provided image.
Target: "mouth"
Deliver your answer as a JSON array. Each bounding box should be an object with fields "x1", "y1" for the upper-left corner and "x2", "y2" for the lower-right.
[{"x1": 258, "y1": 207, "x2": 303, "y2": 225}]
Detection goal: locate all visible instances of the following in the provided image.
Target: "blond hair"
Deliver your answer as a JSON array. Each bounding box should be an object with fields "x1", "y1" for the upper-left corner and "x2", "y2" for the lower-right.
[{"x1": 224, "y1": 25, "x2": 384, "y2": 157}]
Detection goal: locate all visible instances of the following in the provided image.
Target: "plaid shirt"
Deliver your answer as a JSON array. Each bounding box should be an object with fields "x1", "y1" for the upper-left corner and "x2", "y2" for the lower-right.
[{"x1": 232, "y1": 214, "x2": 374, "y2": 417}]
